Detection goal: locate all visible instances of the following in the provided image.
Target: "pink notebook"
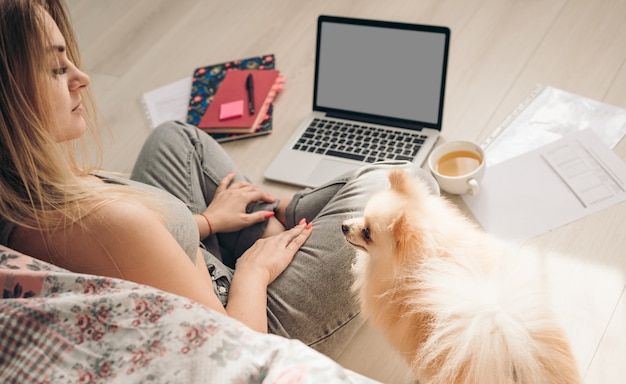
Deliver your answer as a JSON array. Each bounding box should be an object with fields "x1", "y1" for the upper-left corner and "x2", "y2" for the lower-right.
[{"x1": 198, "y1": 69, "x2": 280, "y2": 133}]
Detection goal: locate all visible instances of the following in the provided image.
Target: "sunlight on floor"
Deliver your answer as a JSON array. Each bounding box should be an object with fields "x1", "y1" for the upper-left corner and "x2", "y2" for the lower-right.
[{"x1": 543, "y1": 252, "x2": 626, "y2": 382}]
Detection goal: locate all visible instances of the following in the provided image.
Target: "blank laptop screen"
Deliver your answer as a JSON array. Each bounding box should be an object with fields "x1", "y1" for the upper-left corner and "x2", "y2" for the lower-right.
[{"x1": 314, "y1": 18, "x2": 449, "y2": 128}]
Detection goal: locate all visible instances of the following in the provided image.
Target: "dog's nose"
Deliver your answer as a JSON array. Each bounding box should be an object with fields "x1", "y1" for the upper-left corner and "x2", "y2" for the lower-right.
[{"x1": 341, "y1": 223, "x2": 349, "y2": 234}]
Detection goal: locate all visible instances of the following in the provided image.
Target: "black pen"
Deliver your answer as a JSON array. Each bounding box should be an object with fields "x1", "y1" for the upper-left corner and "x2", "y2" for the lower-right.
[{"x1": 246, "y1": 73, "x2": 255, "y2": 115}]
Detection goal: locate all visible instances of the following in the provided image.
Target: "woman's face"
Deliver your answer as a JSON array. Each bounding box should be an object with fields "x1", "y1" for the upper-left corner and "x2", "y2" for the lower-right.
[{"x1": 43, "y1": 11, "x2": 90, "y2": 142}]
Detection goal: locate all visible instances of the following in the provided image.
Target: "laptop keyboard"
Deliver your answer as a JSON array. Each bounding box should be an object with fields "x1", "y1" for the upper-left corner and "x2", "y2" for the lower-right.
[{"x1": 292, "y1": 118, "x2": 427, "y2": 163}]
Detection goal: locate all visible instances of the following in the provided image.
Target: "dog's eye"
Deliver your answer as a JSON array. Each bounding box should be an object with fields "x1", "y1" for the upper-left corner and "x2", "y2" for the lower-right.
[{"x1": 362, "y1": 227, "x2": 371, "y2": 242}]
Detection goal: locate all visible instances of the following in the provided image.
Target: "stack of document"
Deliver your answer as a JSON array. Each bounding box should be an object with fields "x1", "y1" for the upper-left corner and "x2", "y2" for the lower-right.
[
  {"x1": 463, "y1": 86, "x2": 626, "y2": 241},
  {"x1": 140, "y1": 54, "x2": 282, "y2": 143}
]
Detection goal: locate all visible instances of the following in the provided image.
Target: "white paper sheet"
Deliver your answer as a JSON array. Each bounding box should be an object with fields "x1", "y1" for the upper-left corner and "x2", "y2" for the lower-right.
[
  {"x1": 463, "y1": 129, "x2": 626, "y2": 241},
  {"x1": 140, "y1": 77, "x2": 192, "y2": 129},
  {"x1": 483, "y1": 86, "x2": 626, "y2": 166}
]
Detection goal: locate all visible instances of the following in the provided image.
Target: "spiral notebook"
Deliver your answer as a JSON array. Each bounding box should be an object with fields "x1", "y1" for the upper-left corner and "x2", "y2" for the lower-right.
[
  {"x1": 197, "y1": 69, "x2": 283, "y2": 133},
  {"x1": 140, "y1": 54, "x2": 280, "y2": 143},
  {"x1": 187, "y1": 54, "x2": 279, "y2": 142}
]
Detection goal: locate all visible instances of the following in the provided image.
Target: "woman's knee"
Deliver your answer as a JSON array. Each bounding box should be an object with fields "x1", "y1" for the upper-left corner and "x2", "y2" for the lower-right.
[
  {"x1": 132, "y1": 121, "x2": 199, "y2": 182},
  {"x1": 353, "y1": 161, "x2": 439, "y2": 196},
  {"x1": 150, "y1": 120, "x2": 200, "y2": 149}
]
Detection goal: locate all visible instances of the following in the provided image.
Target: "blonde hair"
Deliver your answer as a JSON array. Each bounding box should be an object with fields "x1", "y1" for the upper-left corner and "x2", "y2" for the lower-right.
[{"x1": 0, "y1": 0, "x2": 151, "y2": 236}]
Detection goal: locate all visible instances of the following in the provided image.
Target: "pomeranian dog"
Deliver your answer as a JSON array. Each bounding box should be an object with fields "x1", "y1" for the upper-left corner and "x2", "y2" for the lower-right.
[{"x1": 342, "y1": 168, "x2": 581, "y2": 384}]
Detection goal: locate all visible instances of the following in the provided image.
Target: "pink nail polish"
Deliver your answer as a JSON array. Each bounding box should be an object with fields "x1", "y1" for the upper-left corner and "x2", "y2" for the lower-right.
[
  {"x1": 298, "y1": 218, "x2": 306, "y2": 225},
  {"x1": 264, "y1": 211, "x2": 275, "y2": 219},
  {"x1": 306, "y1": 222, "x2": 313, "y2": 230}
]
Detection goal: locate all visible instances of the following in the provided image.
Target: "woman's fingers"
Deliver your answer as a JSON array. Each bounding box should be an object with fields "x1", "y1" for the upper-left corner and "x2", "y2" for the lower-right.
[
  {"x1": 263, "y1": 221, "x2": 313, "y2": 283},
  {"x1": 234, "y1": 220, "x2": 313, "y2": 285},
  {"x1": 278, "y1": 220, "x2": 312, "y2": 249},
  {"x1": 208, "y1": 170, "x2": 278, "y2": 233},
  {"x1": 217, "y1": 170, "x2": 237, "y2": 192},
  {"x1": 226, "y1": 179, "x2": 276, "y2": 204}
]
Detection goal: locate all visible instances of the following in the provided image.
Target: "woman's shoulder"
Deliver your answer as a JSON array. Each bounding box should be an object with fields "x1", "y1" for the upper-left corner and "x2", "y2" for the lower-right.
[
  {"x1": 81, "y1": 199, "x2": 173, "y2": 251},
  {"x1": 89, "y1": 197, "x2": 164, "y2": 238},
  {"x1": 85, "y1": 198, "x2": 195, "y2": 278},
  {"x1": 81, "y1": 188, "x2": 199, "y2": 265},
  {"x1": 5, "y1": 198, "x2": 157, "y2": 273},
  {"x1": 90, "y1": 197, "x2": 159, "y2": 227}
]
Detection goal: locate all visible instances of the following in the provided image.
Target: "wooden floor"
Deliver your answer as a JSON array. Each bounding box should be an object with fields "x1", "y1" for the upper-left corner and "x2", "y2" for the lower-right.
[{"x1": 66, "y1": 0, "x2": 626, "y2": 382}]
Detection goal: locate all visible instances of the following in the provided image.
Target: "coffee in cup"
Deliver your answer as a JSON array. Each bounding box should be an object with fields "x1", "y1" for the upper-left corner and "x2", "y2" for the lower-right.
[{"x1": 428, "y1": 141, "x2": 485, "y2": 195}]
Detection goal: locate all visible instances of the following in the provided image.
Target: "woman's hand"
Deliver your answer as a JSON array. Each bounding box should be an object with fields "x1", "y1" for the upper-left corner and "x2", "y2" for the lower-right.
[
  {"x1": 201, "y1": 171, "x2": 276, "y2": 234},
  {"x1": 235, "y1": 219, "x2": 313, "y2": 285},
  {"x1": 225, "y1": 220, "x2": 312, "y2": 332}
]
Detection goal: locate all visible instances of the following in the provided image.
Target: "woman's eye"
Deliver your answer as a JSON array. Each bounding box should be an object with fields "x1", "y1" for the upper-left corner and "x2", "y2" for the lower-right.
[
  {"x1": 362, "y1": 227, "x2": 371, "y2": 241},
  {"x1": 52, "y1": 67, "x2": 68, "y2": 75}
]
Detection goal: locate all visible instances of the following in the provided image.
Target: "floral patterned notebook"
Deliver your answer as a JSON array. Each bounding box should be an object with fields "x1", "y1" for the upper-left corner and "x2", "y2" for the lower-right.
[{"x1": 187, "y1": 54, "x2": 276, "y2": 142}]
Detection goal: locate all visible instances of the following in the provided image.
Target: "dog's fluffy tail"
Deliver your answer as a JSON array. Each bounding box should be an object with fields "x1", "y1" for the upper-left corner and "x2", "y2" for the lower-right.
[{"x1": 410, "y1": 253, "x2": 581, "y2": 384}]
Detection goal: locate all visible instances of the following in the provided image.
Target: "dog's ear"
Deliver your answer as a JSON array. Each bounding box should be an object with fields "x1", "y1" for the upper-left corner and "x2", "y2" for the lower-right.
[
  {"x1": 388, "y1": 168, "x2": 432, "y2": 205},
  {"x1": 387, "y1": 168, "x2": 421, "y2": 197},
  {"x1": 388, "y1": 168, "x2": 409, "y2": 194},
  {"x1": 390, "y1": 210, "x2": 422, "y2": 262}
]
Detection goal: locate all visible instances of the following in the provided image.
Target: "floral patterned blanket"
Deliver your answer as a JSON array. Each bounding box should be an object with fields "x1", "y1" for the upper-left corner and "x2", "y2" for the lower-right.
[{"x1": 0, "y1": 246, "x2": 377, "y2": 384}]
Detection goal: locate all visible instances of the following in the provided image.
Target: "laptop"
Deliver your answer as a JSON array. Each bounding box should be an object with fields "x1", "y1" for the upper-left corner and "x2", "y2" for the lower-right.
[{"x1": 264, "y1": 15, "x2": 450, "y2": 187}]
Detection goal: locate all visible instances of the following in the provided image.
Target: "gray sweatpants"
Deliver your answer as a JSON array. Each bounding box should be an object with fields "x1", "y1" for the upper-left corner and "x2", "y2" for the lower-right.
[{"x1": 130, "y1": 120, "x2": 438, "y2": 357}]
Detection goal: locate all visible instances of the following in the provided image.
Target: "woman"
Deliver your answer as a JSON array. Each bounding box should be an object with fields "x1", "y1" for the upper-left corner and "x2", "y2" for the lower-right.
[{"x1": 0, "y1": 0, "x2": 436, "y2": 356}]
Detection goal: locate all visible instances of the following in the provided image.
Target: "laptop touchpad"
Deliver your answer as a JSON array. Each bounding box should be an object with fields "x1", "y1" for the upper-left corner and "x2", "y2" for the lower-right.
[{"x1": 306, "y1": 158, "x2": 359, "y2": 186}]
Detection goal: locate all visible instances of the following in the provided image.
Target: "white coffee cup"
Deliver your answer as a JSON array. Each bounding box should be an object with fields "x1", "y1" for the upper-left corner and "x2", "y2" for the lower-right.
[{"x1": 427, "y1": 140, "x2": 486, "y2": 196}]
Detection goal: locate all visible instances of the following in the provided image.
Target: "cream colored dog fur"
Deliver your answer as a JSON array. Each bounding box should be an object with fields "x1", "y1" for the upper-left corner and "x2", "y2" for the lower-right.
[{"x1": 342, "y1": 168, "x2": 581, "y2": 384}]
